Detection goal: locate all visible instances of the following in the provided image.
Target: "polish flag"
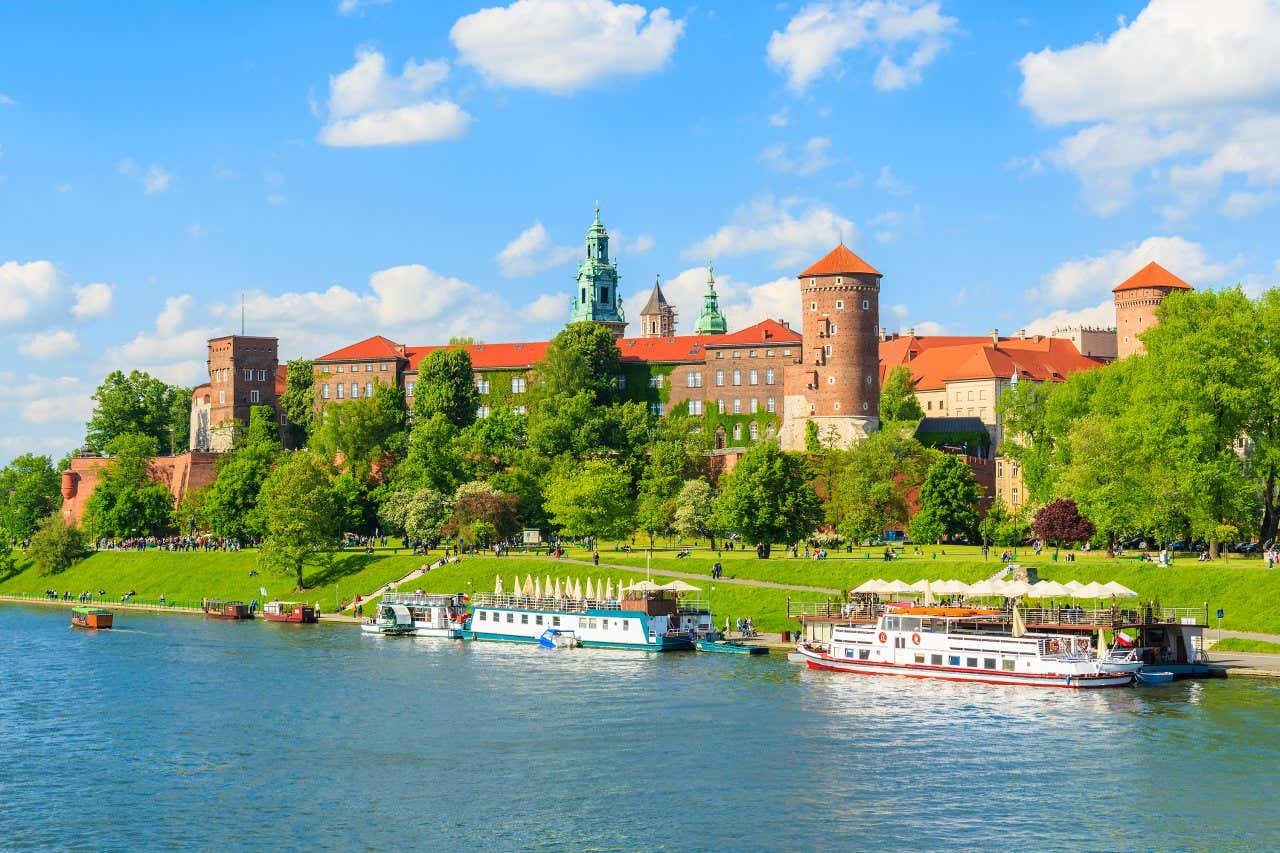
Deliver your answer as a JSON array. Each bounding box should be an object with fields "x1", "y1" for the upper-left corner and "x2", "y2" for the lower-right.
[{"x1": 1116, "y1": 630, "x2": 1136, "y2": 647}]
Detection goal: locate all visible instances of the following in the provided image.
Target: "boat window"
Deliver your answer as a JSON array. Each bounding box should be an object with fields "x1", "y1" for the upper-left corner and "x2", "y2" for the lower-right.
[
  {"x1": 913, "y1": 654, "x2": 925, "y2": 664},
  {"x1": 949, "y1": 656, "x2": 960, "y2": 666},
  {"x1": 1002, "y1": 660, "x2": 1016, "y2": 671},
  {"x1": 984, "y1": 658, "x2": 997, "y2": 670},
  {"x1": 900, "y1": 617, "x2": 921, "y2": 631},
  {"x1": 885, "y1": 617, "x2": 899, "y2": 630},
  {"x1": 858, "y1": 649, "x2": 870, "y2": 660},
  {"x1": 931, "y1": 654, "x2": 942, "y2": 666},
  {"x1": 478, "y1": 611, "x2": 486, "y2": 621},
  {"x1": 521, "y1": 614, "x2": 529, "y2": 624},
  {"x1": 536, "y1": 615, "x2": 544, "y2": 625},
  {"x1": 602, "y1": 619, "x2": 609, "y2": 629},
  {"x1": 506, "y1": 613, "x2": 514, "y2": 623},
  {"x1": 552, "y1": 617, "x2": 561, "y2": 626},
  {"x1": 845, "y1": 648, "x2": 856, "y2": 658}
]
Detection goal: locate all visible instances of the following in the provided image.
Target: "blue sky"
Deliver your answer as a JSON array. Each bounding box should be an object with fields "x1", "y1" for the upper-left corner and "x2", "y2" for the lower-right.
[{"x1": 3, "y1": 0, "x2": 1279, "y2": 462}]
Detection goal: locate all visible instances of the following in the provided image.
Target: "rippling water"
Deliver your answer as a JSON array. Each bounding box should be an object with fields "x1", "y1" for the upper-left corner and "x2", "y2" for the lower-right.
[{"x1": 2, "y1": 604, "x2": 1277, "y2": 851}]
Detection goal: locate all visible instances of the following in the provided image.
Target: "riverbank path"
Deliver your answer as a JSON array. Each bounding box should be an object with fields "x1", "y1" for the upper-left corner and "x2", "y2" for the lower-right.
[{"x1": 340, "y1": 555, "x2": 459, "y2": 612}]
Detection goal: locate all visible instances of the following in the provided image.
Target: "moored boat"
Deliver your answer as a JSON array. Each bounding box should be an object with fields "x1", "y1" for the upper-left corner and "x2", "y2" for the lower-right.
[
  {"x1": 202, "y1": 599, "x2": 253, "y2": 620},
  {"x1": 469, "y1": 579, "x2": 712, "y2": 651},
  {"x1": 796, "y1": 608, "x2": 1134, "y2": 688},
  {"x1": 361, "y1": 603, "x2": 419, "y2": 636},
  {"x1": 262, "y1": 601, "x2": 318, "y2": 623},
  {"x1": 374, "y1": 592, "x2": 469, "y2": 638},
  {"x1": 71, "y1": 606, "x2": 113, "y2": 629},
  {"x1": 696, "y1": 639, "x2": 768, "y2": 655}
]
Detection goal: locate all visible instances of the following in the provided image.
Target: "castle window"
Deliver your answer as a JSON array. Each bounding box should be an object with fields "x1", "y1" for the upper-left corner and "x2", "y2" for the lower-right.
[
  {"x1": 996, "y1": 461, "x2": 1003, "y2": 478},
  {"x1": 766, "y1": 349, "x2": 775, "y2": 357},
  {"x1": 614, "y1": 375, "x2": 626, "y2": 391},
  {"x1": 476, "y1": 379, "x2": 490, "y2": 394},
  {"x1": 733, "y1": 350, "x2": 741, "y2": 358},
  {"x1": 649, "y1": 402, "x2": 664, "y2": 416},
  {"x1": 836, "y1": 300, "x2": 844, "y2": 310},
  {"x1": 810, "y1": 302, "x2": 817, "y2": 311},
  {"x1": 600, "y1": 287, "x2": 609, "y2": 303},
  {"x1": 280, "y1": 413, "x2": 287, "y2": 425},
  {"x1": 351, "y1": 383, "x2": 359, "y2": 398},
  {"x1": 862, "y1": 402, "x2": 869, "y2": 411},
  {"x1": 733, "y1": 398, "x2": 742, "y2": 413},
  {"x1": 1012, "y1": 487, "x2": 1019, "y2": 507},
  {"x1": 866, "y1": 375, "x2": 873, "y2": 384},
  {"x1": 250, "y1": 390, "x2": 260, "y2": 403},
  {"x1": 687, "y1": 371, "x2": 702, "y2": 388},
  {"x1": 830, "y1": 325, "x2": 838, "y2": 335},
  {"x1": 732, "y1": 369, "x2": 741, "y2": 386},
  {"x1": 477, "y1": 405, "x2": 490, "y2": 418},
  {"x1": 836, "y1": 277, "x2": 843, "y2": 285},
  {"x1": 257, "y1": 370, "x2": 266, "y2": 381},
  {"x1": 732, "y1": 423, "x2": 742, "y2": 441},
  {"x1": 582, "y1": 288, "x2": 588, "y2": 303},
  {"x1": 967, "y1": 390, "x2": 974, "y2": 401},
  {"x1": 380, "y1": 363, "x2": 388, "y2": 371},
  {"x1": 749, "y1": 369, "x2": 758, "y2": 385},
  {"x1": 219, "y1": 390, "x2": 226, "y2": 404},
  {"x1": 689, "y1": 399, "x2": 703, "y2": 415},
  {"x1": 336, "y1": 384, "x2": 344, "y2": 399},
  {"x1": 337, "y1": 365, "x2": 344, "y2": 373},
  {"x1": 766, "y1": 368, "x2": 775, "y2": 385},
  {"x1": 513, "y1": 405, "x2": 527, "y2": 415},
  {"x1": 365, "y1": 364, "x2": 373, "y2": 372},
  {"x1": 243, "y1": 369, "x2": 252, "y2": 381},
  {"x1": 810, "y1": 279, "x2": 816, "y2": 286},
  {"x1": 748, "y1": 350, "x2": 757, "y2": 358},
  {"x1": 750, "y1": 398, "x2": 759, "y2": 414},
  {"x1": 322, "y1": 365, "x2": 330, "y2": 373},
  {"x1": 766, "y1": 422, "x2": 776, "y2": 438},
  {"x1": 927, "y1": 401, "x2": 932, "y2": 410},
  {"x1": 834, "y1": 402, "x2": 841, "y2": 411},
  {"x1": 350, "y1": 365, "x2": 358, "y2": 373},
  {"x1": 783, "y1": 349, "x2": 792, "y2": 356},
  {"x1": 823, "y1": 345, "x2": 832, "y2": 357},
  {"x1": 365, "y1": 382, "x2": 374, "y2": 398},
  {"x1": 749, "y1": 422, "x2": 759, "y2": 440},
  {"x1": 766, "y1": 397, "x2": 775, "y2": 413},
  {"x1": 321, "y1": 385, "x2": 329, "y2": 400},
  {"x1": 717, "y1": 399, "x2": 726, "y2": 414},
  {"x1": 407, "y1": 382, "x2": 416, "y2": 397},
  {"x1": 511, "y1": 376, "x2": 527, "y2": 393},
  {"x1": 648, "y1": 375, "x2": 663, "y2": 388},
  {"x1": 862, "y1": 300, "x2": 870, "y2": 310},
  {"x1": 715, "y1": 369, "x2": 724, "y2": 387}
]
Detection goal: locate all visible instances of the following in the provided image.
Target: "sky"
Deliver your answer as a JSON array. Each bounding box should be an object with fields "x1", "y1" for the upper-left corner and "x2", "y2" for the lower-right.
[{"x1": 3, "y1": 0, "x2": 1280, "y2": 463}]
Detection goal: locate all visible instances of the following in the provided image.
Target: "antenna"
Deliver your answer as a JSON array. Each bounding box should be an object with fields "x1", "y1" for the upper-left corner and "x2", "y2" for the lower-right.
[{"x1": 240, "y1": 293, "x2": 245, "y2": 336}]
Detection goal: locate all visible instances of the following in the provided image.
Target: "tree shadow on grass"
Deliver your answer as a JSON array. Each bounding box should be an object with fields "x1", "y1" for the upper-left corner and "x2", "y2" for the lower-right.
[{"x1": 302, "y1": 552, "x2": 390, "y2": 590}]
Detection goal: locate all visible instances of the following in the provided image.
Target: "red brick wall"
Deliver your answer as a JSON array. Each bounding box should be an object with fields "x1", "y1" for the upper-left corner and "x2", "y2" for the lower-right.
[
  {"x1": 60, "y1": 452, "x2": 220, "y2": 529},
  {"x1": 799, "y1": 271, "x2": 881, "y2": 418}
]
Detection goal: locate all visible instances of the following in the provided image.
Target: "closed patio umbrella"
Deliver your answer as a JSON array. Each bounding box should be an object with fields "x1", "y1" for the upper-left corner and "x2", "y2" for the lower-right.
[
  {"x1": 553, "y1": 578, "x2": 563, "y2": 599},
  {"x1": 493, "y1": 576, "x2": 503, "y2": 596},
  {"x1": 534, "y1": 577, "x2": 543, "y2": 600},
  {"x1": 523, "y1": 575, "x2": 535, "y2": 596},
  {"x1": 585, "y1": 578, "x2": 595, "y2": 600}
]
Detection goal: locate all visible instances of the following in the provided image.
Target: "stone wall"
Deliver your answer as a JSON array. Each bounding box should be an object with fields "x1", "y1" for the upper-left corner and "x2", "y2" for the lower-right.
[{"x1": 60, "y1": 451, "x2": 220, "y2": 529}]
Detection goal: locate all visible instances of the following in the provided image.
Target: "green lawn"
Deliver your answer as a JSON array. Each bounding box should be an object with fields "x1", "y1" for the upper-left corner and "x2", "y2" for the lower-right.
[
  {"x1": 0, "y1": 548, "x2": 427, "y2": 613},
  {"x1": 1210, "y1": 637, "x2": 1280, "y2": 655}
]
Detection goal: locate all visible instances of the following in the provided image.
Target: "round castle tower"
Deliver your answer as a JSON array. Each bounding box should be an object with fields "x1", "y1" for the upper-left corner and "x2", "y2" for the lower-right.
[{"x1": 1113, "y1": 261, "x2": 1192, "y2": 359}]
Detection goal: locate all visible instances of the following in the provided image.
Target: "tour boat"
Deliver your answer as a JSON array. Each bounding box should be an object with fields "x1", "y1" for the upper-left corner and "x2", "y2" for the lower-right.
[
  {"x1": 202, "y1": 599, "x2": 252, "y2": 620},
  {"x1": 362, "y1": 593, "x2": 469, "y2": 638},
  {"x1": 70, "y1": 606, "x2": 113, "y2": 629},
  {"x1": 262, "y1": 601, "x2": 318, "y2": 623},
  {"x1": 468, "y1": 582, "x2": 712, "y2": 651},
  {"x1": 796, "y1": 609, "x2": 1134, "y2": 688}
]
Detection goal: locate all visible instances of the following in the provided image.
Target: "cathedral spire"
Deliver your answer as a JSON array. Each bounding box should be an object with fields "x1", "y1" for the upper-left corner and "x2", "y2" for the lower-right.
[
  {"x1": 694, "y1": 259, "x2": 727, "y2": 335},
  {"x1": 569, "y1": 205, "x2": 626, "y2": 337}
]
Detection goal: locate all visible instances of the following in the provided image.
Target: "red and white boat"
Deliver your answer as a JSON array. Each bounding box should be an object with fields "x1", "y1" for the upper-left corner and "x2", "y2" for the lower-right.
[
  {"x1": 796, "y1": 608, "x2": 1134, "y2": 689},
  {"x1": 262, "y1": 601, "x2": 318, "y2": 623}
]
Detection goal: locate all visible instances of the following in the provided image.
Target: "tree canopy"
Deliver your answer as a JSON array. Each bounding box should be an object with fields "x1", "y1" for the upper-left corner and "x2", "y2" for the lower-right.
[
  {"x1": 28, "y1": 512, "x2": 87, "y2": 575},
  {"x1": 715, "y1": 442, "x2": 822, "y2": 557},
  {"x1": 825, "y1": 431, "x2": 936, "y2": 544},
  {"x1": 534, "y1": 322, "x2": 622, "y2": 405},
  {"x1": 0, "y1": 454, "x2": 62, "y2": 539},
  {"x1": 86, "y1": 370, "x2": 189, "y2": 453},
  {"x1": 907, "y1": 454, "x2": 983, "y2": 544},
  {"x1": 259, "y1": 452, "x2": 338, "y2": 590},
  {"x1": 279, "y1": 359, "x2": 315, "y2": 446},
  {"x1": 414, "y1": 348, "x2": 480, "y2": 428},
  {"x1": 544, "y1": 459, "x2": 635, "y2": 548},
  {"x1": 879, "y1": 365, "x2": 925, "y2": 423},
  {"x1": 82, "y1": 434, "x2": 174, "y2": 538}
]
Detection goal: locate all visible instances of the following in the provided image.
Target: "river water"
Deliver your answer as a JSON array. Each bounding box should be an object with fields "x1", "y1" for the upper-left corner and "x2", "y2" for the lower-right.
[{"x1": 2, "y1": 605, "x2": 1277, "y2": 852}]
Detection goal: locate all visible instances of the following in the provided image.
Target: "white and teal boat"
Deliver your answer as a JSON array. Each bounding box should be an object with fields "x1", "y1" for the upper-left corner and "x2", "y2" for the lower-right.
[
  {"x1": 361, "y1": 592, "x2": 470, "y2": 638},
  {"x1": 468, "y1": 577, "x2": 712, "y2": 651}
]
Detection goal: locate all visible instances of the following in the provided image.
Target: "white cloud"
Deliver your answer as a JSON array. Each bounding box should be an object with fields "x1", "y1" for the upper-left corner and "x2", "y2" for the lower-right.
[
  {"x1": 768, "y1": 107, "x2": 790, "y2": 127},
  {"x1": 0, "y1": 260, "x2": 61, "y2": 326},
  {"x1": 767, "y1": 0, "x2": 957, "y2": 93},
  {"x1": 1221, "y1": 190, "x2": 1274, "y2": 219},
  {"x1": 187, "y1": 222, "x2": 204, "y2": 240},
  {"x1": 909, "y1": 320, "x2": 946, "y2": 336},
  {"x1": 451, "y1": 0, "x2": 684, "y2": 95},
  {"x1": 0, "y1": 94, "x2": 15, "y2": 106},
  {"x1": 497, "y1": 221, "x2": 577, "y2": 277},
  {"x1": 611, "y1": 230, "x2": 655, "y2": 255},
  {"x1": 19, "y1": 329, "x2": 79, "y2": 359},
  {"x1": 1018, "y1": 0, "x2": 1280, "y2": 216},
  {"x1": 1022, "y1": 300, "x2": 1117, "y2": 336},
  {"x1": 875, "y1": 165, "x2": 910, "y2": 195},
  {"x1": 70, "y1": 282, "x2": 114, "y2": 319},
  {"x1": 760, "y1": 136, "x2": 835, "y2": 175},
  {"x1": 525, "y1": 292, "x2": 568, "y2": 322},
  {"x1": 117, "y1": 158, "x2": 174, "y2": 194},
  {"x1": 890, "y1": 303, "x2": 909, "y2": 319},
  {"x1": 1026, "y1": 235, "x2": 1238, "y2": 308},
  {"x1": 1240, "y1": 260, "x2": 1280, "y2": 298},
  {"x1": 684, "y1": 196, "x2": 857, "y2": 270},
  {"x1": 338, "y1": 0, "x2": 392, "y2": 15},
  {"x1": 319, "y1": 48, "x2": 470, "y2": 147},
  {"x1": 103, "y1": 296, "x2": 215, "y2": 386}
]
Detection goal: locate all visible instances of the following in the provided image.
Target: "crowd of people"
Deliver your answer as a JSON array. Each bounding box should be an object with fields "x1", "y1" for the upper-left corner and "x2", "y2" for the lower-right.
[{"x1": 92, "y1": 536, "x2": 245, "y2": 552}]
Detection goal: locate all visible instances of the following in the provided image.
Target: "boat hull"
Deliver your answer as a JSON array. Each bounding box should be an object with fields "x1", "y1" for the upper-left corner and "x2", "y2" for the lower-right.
[
  {"x1": 696, "y1": 640, "x2": 768, "y2": 655},
  {"x1": 263, "y1": 609, "x2": 318, "y2": 624},
  {"x1": 798, "y1": 648, "x2": 1133, "y2": 688},
  {"x1": 470, "y1": 630, "x2": 692, "y2": 651},
  {"x1": 71, "y1": 611, "x2": 113, "y2": 629}
]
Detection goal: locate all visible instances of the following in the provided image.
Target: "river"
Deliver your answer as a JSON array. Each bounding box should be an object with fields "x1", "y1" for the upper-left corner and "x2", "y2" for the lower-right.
[{"x1": 1, "y1": 605, "x2": 1277, "y2": 851}]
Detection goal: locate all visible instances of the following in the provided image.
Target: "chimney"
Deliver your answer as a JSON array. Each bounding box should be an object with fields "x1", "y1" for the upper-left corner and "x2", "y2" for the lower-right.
[
  {"x1": 905, "y1": 327, "x2": 915, "y2": 337},
  {"x1": 990, "y1": 328, "x2": 999, "y2": 346},
  {"x1": 1017, "y1": 328, "x2": 1027, "y2": 339}
]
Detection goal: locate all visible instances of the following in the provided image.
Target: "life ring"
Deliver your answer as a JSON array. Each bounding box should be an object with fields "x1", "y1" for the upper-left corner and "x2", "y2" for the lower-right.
[
  {"x1": 877, "y1": 631, "x2": 888, "y2": 643},
  {"x1": 911, "y1": 633, "x2": 921, "y2": 645},
  {"x1": 1048, "y1": 639, "x2": 1061, "y2": 654}
]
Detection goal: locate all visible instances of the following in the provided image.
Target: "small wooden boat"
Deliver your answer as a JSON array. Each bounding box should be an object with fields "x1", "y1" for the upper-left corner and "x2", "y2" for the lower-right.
[
  {"x1": 1136, "y1": 670, "x2": 1175, "y2": 685},
  {"x1": 71, "y1": 606, "x2": 113, "y2": 629},
  {"x1": 262, "y1": 601, "x2": 318, "y2": 623},
  {"x1": 696, "y1": 639, "x2": 768, "y2": 655},
  {"x1": 202, "y1": 599, "x2": 252, "y2": 619}
]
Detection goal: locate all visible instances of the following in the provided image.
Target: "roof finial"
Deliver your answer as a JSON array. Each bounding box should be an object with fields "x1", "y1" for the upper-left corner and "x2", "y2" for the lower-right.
[{"x1": 594, "y1": 199, "x2": 600, "y2": 221}]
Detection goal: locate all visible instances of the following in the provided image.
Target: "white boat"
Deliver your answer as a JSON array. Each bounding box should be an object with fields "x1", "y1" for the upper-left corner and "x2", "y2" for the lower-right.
[
  {"x1": 364, "y1": 592, "x2": 470, "y2": 639},
  {"x1": 795, "y1": 608, "x2": 1134, "y2": 689},
  {"x1": 1098, "y1": 645, "x2": 1146, "y2": 674},
  {"x1": 469, "y1": 584, "x2": 712, "y2": 651}
]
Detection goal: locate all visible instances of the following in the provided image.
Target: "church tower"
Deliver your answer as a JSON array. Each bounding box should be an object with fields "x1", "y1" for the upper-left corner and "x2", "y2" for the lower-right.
[
  {"x1": 569, "y1": 206, "x2": 627, "y2": 338},
  {"x1": 693, "y1": 262, "x2": 728, "y2": 335},
  {"x1": 639, "y1": 276, "x2": 677, "y2": 338}
]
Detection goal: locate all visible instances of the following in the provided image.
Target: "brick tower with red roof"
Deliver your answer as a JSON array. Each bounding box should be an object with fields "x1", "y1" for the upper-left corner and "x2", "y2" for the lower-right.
[
  {"x1": 191, "y1": 335, "x2": 280, "y2": 451},
  {"x1": 1113, "y1": 261, "x2": 1192, "y2": 358},
  {"x1": 780, "y1": 244, "x2": 882, "y2": 450}
]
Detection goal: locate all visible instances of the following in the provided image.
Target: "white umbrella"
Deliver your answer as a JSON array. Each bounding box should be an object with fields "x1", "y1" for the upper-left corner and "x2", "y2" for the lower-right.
[
  {"x1": 882, "y1": 579, "x2": 913, "y2": 594},
  {"x1": 1101, "y1": 581, "x2": 1138, "y2": 598},
  {"x1": 923, "y1": 579, "x2": 936, "y2": 606},
  {"x1": 933, "y1": 579, "x2": 970, "y2": 595},
  {"x1": 544, "y1": 575, "x2": 554, "y2": 596},
  {"x1": 661, "y1": 580, "x2": 702, "y2": 592},
  {"x1": 999, "y1": 579, "x2": 1033, "y2": 597},
  {"x1": 572, "y1": 579, "x2": 583, "y2": 600},
  {"x1": 1063, "y1": 580, "x2": 1086, "y2": 595},
  {"x1": 1026, "y1": 580, "x2": 1069, "y2": 599},
  {"x1": 493, "y1": 575, "x2": 504, "y2": 596},
  {"x1": 534, "y1": 577, "x2": 543, "y2": 600},
  {"x1": 966, "y1": 579, "x2": 1001, "y2": 597},
  {"x1": 1078, "y1": 581, "x2": 1110, "y2": 600},
  {"x1": 906, "y1": 579, "x2": 931, "y2": 593},
  {"x1": 603, "y1": 579, "x2": 613, "y2": 600},
  {"x1": 851, "y1": 578, "x2": 885, "y2": 594},
  {"x1": 624, "y1": 580, "x2": 664, "y2": 592},
  {"x1": 585, "y1": 577, "x2": 595, "y2": 600},
  {"x1": 553, "y1": 578, "x2": 563, "y2": 599},
  {"x1": 523, "y1": 575, "x2": 535, "y2": 596},
  {"x1": 511, "y1": 576, "x2": 520, "y2": 598}
]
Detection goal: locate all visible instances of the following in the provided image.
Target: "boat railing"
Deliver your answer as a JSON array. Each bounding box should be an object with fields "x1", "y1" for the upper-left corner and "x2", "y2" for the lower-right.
[
  {"x1": 1022, "y1": 605, "x2": 1206, "y2": 627},
  {"x1": 470, "y1": 593, "x2": 625, "y2": 612},
  {"x1": 787, "y1": 599, "x2": 877, "y2": 620},
  {"x1": 382, "y1": 592, "x2": 461, "y2": 607}
]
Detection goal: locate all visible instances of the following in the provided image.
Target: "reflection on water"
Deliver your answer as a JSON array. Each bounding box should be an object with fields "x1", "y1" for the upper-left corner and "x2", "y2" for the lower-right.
[{"x1": 1, "y1": 605, "x2": 1277, "y2": 851}]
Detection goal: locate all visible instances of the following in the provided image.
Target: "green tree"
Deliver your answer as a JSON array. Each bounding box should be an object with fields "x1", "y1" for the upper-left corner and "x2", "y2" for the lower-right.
[
  {"x1": 86, "y1": 370, "x2": 188, "y2": 453},
  {"x1": 908, "y1": 454, "x2": 983, "y2": 544},
  {"x1": 714, "y1": 442, "x2": 822, "y2": 557},
  {"x1": 978, "y1": 498, "x2": 1029, "y2": 547},
  {"x1": 533, "y1": 322, "x2": 621, "y2": 405},
  {"x1": 544, "y1": 459, "x2": 635, "y2": 549},
  {"x1": 414, "y1": 348, "x2": 480, "y2": 428},
  {"x1": 0, "y1": 535, "x2": 14, "y2": 579},
  {"x1": 672, "y1": 478, "x2": 719, "y2": 548},
  {"x1": 279, "y1": 358, "x2": 315, "y2": 446},
  {"x1": 331, "y1": 471, "x2": 373, "y2": 534},
  {"x1": 82, "y1": 434, "x2": 173, "y2": 537},
  {"x1": 879, "y1": 365, "x2": 925, "y2": 423},
  {"x1": 0, "y1": 453, "x2": 62, "y2": 539},
  {"x1": 245, "y1": 404, "x2": 281, "y2": 449},
  {"x1": 311, "y1": 390, "x2": 406, "y2": 481},
  {"x1": 259, "y1": 452, "x2": 338, "y2": 590},
  {"x1": 825, "y1": 431, "x2": 937, "y2": 544},
  {"x1": 378, "y1": 486, "x2": 453, "y2": 542},
  {"x1": 394, "y1": 414, "x2": 468, "y2": 495},
  {"x1": 636, "y1": 438, "x2": 697, "y2": 547},
  {"x1": 445, "y1": 481, "x2": 521, "y2": 546},
  {"x1": 201, "y1": 442, "x2": 276, "y2": 540},
  {"x1": 454, "y1": 407, "x2": 527, "y2": 478},
  {"x1": 28, "y1": 512, "x2": 87, "y2": 575}
]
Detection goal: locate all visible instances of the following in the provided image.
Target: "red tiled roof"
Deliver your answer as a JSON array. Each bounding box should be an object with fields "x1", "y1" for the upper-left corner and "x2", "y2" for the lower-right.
[
  {"x1": 707, "y1": 319, "x2": 801, "y2": 346},
  {"x1": 315, "y1": 335, "x2": 406, "y2": 362},
  {"x1": 1112, "y1": 261, "x2": 1192, "y2": 293},
  {"x1": 880, "y1": 335, "x2": 1102, "y2": 391},
  {"x1": 799, "y1": 244, "x2": 880, "y2": 277}
]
